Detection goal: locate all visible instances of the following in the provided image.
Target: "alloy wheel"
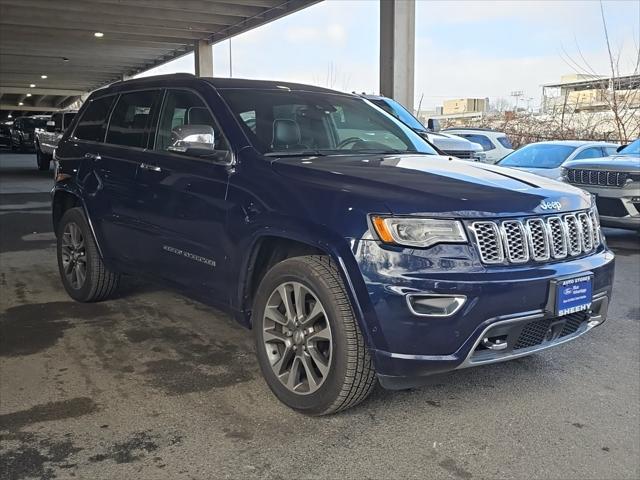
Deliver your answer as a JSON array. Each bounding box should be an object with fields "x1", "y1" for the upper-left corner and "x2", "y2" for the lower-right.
[
  {"x1": 263, "y1": 281, "x2": 332, "y2": 394},
  {"x1": 61, "y1": 222, "x2": 87, "y2": 289}
]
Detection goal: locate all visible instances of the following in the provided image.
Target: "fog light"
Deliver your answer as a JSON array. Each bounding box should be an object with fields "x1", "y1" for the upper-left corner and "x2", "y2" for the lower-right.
[{"x1": 406, "y1": 294, "x2": 466, "y2": 317}]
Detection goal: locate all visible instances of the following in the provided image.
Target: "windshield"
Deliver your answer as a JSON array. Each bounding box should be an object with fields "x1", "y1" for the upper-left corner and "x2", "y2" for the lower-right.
[
  {"x1": 368, "y1": 98, "x2": 426, "y2": 131},
  {"x1": 499, "y1": 144, "x2": 577, "y2": 168},
  {"x1": 220, "y1": 89, "x2": 437, "y2": 156},
  {"x1": 20, "y1": 117, "x2": 48, "y2": 131},
  {"x1": 619, "y1": 138, "x2": 640, "y2": 156}
]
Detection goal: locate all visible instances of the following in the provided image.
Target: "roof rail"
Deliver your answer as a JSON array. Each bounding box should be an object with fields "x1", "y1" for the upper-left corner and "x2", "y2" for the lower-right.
[
  {"x1": 110, "y1": 72, "x2": 196, "y2": 86},
  {"x1": 442, "y1": 127, "x2": 496, "y2": 132}
]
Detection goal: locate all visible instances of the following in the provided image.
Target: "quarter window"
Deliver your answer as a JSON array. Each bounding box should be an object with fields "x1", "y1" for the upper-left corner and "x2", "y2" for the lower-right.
[
  {"x1": 52, "y1": 113, "x2": 63, "y2": 130},
  {"x1": 63, "y1": 112, "x2": 77, "y2": 130},
  {"x1": 106, "y1": 90, "x2": 160, "y2": 148},
  {"x1": 154, "y1": 89, "x2": 229, "y2": 157},
  {"x1": 74, "y1": 96, "x2": 116, "y2": 142}
]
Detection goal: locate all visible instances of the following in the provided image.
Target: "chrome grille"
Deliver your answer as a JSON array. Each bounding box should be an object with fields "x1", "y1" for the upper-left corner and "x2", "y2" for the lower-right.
[
  {"x1": 502, "y1": 220, "x2": 529, "y2": 263},
  {"x1": 472, "y1": 222, "x2": 504, "y2": 264},
  {"x1": 443, "y1": 150, "x2": 474, "y2": 159},
  {"x1": 567, "y1": 169, "x2": 628, "y2": 187},
  {"x1": 525, "y1": 218, "x2": 550, "y2": 261},
  {"x1": 471, "y1": 211, "x2": 600, "y2": 265}
]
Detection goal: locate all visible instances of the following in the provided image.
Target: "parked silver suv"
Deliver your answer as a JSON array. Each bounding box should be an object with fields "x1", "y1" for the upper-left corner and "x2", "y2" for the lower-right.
[{"x1": 563, "y1": 139, "x2": 640, "y2": 231}]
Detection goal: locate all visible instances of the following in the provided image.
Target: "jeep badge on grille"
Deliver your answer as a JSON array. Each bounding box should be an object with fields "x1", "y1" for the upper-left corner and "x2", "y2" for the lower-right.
[{"x1": 539, "y1": 200, "x2": 562, "y2": 211}]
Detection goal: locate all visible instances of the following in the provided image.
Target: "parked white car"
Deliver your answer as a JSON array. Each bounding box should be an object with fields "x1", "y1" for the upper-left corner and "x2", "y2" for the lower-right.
[
  {"x1": 497, "y1": 140, "x2": 619, "y2": 180},
  {"x1": 362, "y1": 95, "x2": 486, "y2": 161},
  {"x1": 443, "y1": 128, "x2": 514, "y2": 163}
]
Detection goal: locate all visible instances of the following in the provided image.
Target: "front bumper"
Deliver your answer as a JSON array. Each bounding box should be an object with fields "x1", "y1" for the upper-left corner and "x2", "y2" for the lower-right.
[
  {"x1": 574, "y1": 183, "x2": 640, "y2": 230},
  {"x1": 351, "y1": 241, "x2": 615, "y2": 388}
]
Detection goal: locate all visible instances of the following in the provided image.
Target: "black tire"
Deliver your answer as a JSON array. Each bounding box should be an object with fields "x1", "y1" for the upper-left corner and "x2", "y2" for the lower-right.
[
  {"x1": 57, "y1": 207, "x2": 120, "y2": 302},
  {"x1": 36, "y1": 143, "x2": 50, "y2": 171},
  {"x1": 253, "y1": 255, "x2": 376, "y2": 415}
]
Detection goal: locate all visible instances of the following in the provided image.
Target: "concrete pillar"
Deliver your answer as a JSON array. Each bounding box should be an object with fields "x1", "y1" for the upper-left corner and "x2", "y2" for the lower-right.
[
  {"x1": 194, "y1": 39, "x2": 213, "y2": 77},
  {"x1": 379, "y1": 0, "x2": 415, "y2": 110}
]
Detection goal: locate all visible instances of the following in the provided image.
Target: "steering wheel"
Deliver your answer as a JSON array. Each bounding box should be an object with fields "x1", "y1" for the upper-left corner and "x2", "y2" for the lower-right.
[{"x1": 336, "y1": 137, "x2": 363, "y2": 149}]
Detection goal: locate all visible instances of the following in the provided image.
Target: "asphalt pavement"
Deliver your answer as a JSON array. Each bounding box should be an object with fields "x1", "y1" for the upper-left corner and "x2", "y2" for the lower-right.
[{"x1": 1, "y1": 151, "x2": 638, "y2": 480}]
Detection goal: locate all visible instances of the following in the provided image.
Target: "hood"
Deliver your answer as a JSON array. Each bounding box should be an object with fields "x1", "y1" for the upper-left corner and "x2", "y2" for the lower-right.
[
  {"x1": 564, "y1": 155, "x2": 640, "y2": 172},
  {"x1": 270, "y1": 153, "x2": 591, "y2": 217},
  {"x1": 422, "y1": 132, "x2": 479, "y2": 152},
  {"x1": 510, "y1": 166, "x2": 562, "y2": 180}
]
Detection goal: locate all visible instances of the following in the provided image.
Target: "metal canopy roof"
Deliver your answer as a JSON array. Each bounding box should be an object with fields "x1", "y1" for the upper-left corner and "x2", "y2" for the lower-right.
[{"x1": 0, "y1": 0, "x2": 318, "y2": 119}]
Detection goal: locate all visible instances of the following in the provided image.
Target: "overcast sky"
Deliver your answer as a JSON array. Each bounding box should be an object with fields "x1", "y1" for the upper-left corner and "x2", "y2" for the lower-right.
[{"x1": 139, "y1": 0, "x2": 639, "y2": 111}]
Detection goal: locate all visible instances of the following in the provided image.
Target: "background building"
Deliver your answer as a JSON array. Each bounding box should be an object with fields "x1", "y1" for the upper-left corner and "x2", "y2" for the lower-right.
[{"x1": 542, "y1": 73, "x2": 640, "y2": 114}]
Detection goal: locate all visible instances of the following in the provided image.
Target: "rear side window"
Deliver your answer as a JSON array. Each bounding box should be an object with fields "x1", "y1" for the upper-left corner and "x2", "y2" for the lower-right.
[
  {"x1": 574, "y1": 147, "x2": 603, "y2": 160},
  {"x1": 106, "y1": 90, "x2": 160, "y2": 148},
  {"x1": 497, "y1": 136, "x2": 513, "y2": 149},
  {"x1": 459, "y1": 133, "x2": 495, "y2": 151},
  {"x1": 74, "y1": 96, "x2": 116, "y2": 142}
]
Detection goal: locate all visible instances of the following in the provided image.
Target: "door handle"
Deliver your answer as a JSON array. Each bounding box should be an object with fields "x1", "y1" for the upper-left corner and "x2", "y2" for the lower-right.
[
  {"x1": 140, "y1": 163, "x2": 162, "y2": 172},
  {"x1": 84, "y1": 153, "x2": 101, "y2": 161}
]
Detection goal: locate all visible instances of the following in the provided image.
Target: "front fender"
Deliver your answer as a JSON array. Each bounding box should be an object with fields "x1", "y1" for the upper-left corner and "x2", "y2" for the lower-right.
[{"x1": 234, "y1": 224, "x2": 385, "y2": 352}]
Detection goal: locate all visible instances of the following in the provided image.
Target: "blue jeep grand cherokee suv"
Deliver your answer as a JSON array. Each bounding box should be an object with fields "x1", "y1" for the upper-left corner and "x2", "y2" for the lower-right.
[{"x1": 52, "y1": 74, "x2": 615, "y2": 415}]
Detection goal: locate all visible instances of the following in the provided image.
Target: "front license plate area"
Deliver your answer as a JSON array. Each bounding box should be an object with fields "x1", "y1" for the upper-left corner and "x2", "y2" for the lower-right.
[{"x1": 553, "y1": 274, "x2": 593, "y2": 316}]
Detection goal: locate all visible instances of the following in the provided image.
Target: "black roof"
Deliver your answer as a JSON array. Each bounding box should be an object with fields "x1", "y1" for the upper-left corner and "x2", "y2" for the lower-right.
[{"x1": 94, "y1": 73, "x2": 348, "y2": 97}]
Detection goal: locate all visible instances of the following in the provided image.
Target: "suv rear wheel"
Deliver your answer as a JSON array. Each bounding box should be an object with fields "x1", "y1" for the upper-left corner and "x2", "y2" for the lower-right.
[
  {"x1": 253, "y1": 255, "x2": 376, "y2": 415},
  {"x1": 57, "y1": 208, "x2": 120, "y2": 302}
]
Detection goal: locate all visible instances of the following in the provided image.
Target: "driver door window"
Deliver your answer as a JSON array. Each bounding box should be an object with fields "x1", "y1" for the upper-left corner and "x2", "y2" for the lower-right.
[{"x1": 154, "y1": 89, "x2": 229, "y2": 157}]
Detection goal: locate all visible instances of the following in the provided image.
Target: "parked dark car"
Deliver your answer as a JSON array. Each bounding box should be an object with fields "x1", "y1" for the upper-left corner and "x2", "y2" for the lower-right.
[
  {"x1": 52, "y1": 74, "x2": 614, "y2": 415},
  {"x1": 563, "y1": 138, "x2": 640, "y2": 231},
  {"x1": 0, "y1": 123, "x2": 11, "y2": 148},
  {"x1": 10, "y1": 115, "x2": 49, "y2": 151}
]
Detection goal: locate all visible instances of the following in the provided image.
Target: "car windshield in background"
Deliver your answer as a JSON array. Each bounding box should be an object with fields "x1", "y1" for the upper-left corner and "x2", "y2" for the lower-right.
[
  {"x1": 499, "y1": 144, "x2": 577, "y2": 168},
  {"x1": 219, "y1": 89, "x2": 438, "y2": 156},
  {"x1": 497, "y1": 136, "x2": 513, "y2": 149},
  {"x1": 619, "y1": 139, "x2": 640, "y2": 156},
  {"x1": 20, "y1": 118, "x2": 48, "y2": 131},
  {"x1": 368, "y1": 98, "x2": 426, "y2": 131}
]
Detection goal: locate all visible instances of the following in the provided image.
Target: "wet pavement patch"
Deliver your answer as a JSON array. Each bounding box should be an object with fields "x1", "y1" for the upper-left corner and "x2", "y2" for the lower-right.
[
  {"x1": 0, "y1": 397, "x2": 98, "y2": 432},
  {"x1": 0, "y1": 435, "x2": 82, "y2": 480},
  {"x1": 88, "y1": 431, "x2": 159, "y2": 464},
  {"x1": 143, "y1": 356, "x2": 252, "y2": 395},
  {"x1": 0, "y1": 301, "x2": 112, "y2": 357}
]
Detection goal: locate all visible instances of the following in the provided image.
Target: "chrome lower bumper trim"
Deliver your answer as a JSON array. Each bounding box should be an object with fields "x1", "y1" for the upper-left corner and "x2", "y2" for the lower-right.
[{"x1": 456, "y1": 292, "x2": 609, "y2": 370}]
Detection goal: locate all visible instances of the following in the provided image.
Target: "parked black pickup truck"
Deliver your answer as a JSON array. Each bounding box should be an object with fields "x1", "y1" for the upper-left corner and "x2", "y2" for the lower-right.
[{"x1": 35, "y1": 110, "x2": 77, "y2": 170}]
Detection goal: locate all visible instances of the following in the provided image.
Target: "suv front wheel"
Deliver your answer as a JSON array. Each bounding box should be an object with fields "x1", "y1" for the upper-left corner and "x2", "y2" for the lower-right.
[
  {"x1": 253, "y1": 255, "x2": 376, "y2": 415},
  {"x1": 56, "y1": 208, "x2": 120, "y2": 302},
  {"x1": 36, "y1": 141, "x2": 51, "y2": 171}
]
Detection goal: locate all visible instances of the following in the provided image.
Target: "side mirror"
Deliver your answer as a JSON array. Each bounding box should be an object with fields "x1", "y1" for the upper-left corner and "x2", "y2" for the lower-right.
[
  {"x1": 616, "y1": 144, "x2": 627, "y2": 153},
  {"x1": 46, "y1": 121, "x2": 56, "y2": 133},
  {"x1": 167, "y1": 124, "x2": 230, "y2": 163},
  {"x1": 427, "y1": 118, "x2": 441, "y2": 132}
]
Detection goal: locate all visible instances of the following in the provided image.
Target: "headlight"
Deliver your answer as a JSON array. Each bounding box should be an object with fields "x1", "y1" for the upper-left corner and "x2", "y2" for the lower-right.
[
  {"x1": 371, "y1": 216, "x2": 467, "y2": 248},
  {"x1": 559, "y1": 167, "x2": 568, "y2": 179}
]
